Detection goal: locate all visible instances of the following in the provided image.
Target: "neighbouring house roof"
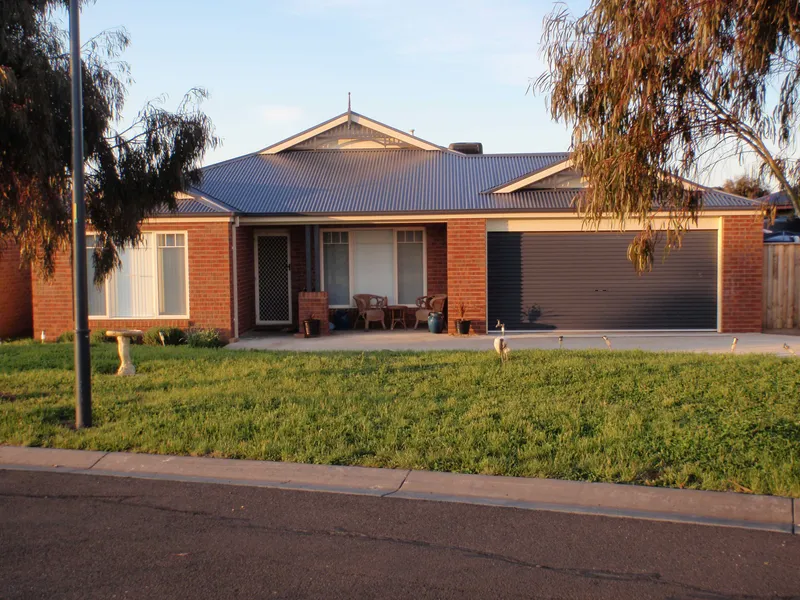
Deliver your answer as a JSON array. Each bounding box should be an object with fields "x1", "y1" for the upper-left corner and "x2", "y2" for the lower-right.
[
  {"x1": 152, "y1": 195, "x2": 234, "y2": 216},
  {"x1": 170, "y1": 110, "x2": 760, "y2": 217},
  {"x1": 759, "y1": 190, "x2": 796, "y2": 209}
]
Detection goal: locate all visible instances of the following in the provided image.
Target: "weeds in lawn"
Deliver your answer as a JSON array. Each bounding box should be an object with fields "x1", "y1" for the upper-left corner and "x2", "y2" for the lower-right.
[{"x1": 0, "y1": 342, "x2": 798, "y2": 496}]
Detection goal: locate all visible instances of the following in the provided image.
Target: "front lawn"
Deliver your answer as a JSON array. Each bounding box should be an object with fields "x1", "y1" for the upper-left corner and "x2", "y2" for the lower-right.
[{"x1": 1, "y1": 342, "x2": 798, "y2": 496}]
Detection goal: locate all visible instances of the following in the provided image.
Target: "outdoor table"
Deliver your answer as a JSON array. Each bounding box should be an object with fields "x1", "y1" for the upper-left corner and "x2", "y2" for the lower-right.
[
  {"x1": 387, "y1": 305, "x2": 407, "y2": 330},
  {"x1": 106, "y1": 329, "x2": 143, "y2": 376}
]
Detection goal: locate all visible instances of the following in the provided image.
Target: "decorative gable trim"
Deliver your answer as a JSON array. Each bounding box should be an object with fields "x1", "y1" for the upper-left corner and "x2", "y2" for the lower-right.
[
  {"x1": 259, "y1": 111, "x2": 442, "y2": 154},
  {"x1": 490, "y1": 159, "x2": 573, "y2": 193},
  {"x1": 491, "y1": 159, "x2": 707, "y2": 194}
]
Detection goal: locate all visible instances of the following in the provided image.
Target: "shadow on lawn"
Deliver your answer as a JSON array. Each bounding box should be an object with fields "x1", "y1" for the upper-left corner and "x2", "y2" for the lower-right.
[{"x1": 36, "y1": 405, "x2": 74, "y2": 428}]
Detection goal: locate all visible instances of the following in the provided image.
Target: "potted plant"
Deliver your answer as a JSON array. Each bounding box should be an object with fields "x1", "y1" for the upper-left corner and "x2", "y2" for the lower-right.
[
  {"x1": 455, "y1": 302, "x2": 471, "y2": 335},
  {"x1": 303, "y1": 314, "x2": 321, "y2": 338}
]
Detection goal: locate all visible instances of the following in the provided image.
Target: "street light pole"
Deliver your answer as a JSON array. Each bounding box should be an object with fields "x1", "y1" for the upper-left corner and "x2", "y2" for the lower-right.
[{"x1": 69, "y1": 0, "x2": 92, "y2": 428}]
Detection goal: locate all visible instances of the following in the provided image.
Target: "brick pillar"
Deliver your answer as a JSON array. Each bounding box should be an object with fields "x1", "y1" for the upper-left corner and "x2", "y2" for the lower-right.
[
  {"x1": 298, "y1": 291, "x2": 330, "y2": 336},
  {"x1": 720, "y1": 214, "x2": 763, "y2": 333},
  {"x1": 446, "y1": 219, "x2": 487, "y2": 334}
]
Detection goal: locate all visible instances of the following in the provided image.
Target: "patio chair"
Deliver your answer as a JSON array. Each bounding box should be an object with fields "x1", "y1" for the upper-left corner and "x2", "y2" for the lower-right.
[
  {"x1": 414, "y1": 294, "x2": 447, "y2": 329},
  {"x1": 353, "y1": 294, "x2": 388, "y2": 330}
]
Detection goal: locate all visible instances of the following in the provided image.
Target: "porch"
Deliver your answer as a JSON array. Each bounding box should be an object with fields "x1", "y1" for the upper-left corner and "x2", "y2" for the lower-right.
[{"x1": 233, "y1": 222, "x2": 449, "y2": 338}]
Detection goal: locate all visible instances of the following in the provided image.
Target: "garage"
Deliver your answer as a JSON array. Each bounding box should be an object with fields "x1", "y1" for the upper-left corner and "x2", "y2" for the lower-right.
[{"x1": 487, "y1": 230, "x2": 718, "y2": 331}]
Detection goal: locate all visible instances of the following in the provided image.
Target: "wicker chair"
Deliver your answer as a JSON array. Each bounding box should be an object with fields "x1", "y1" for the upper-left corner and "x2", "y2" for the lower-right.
[
  {"x1": 414, "y1": 295, "x2": 447, "y2": 329},
  {"x1": 353, "y1": 294, "x2": 388, "y2": 330}
]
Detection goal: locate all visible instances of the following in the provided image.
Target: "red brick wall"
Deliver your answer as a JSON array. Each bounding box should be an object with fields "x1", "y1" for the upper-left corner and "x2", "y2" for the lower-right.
[
  {"x1": 0, "y1": 239, "x2": 33, "y2": 339},
  {"x1": 32, "y1": 220, "x2": 235, "y2": 341},
  {"x1": 720, "y1": 214, "x2": 763, "y2": 333},
  {"x1": 236, "y1": 225, "x2": 256, "y2": 336},
  {"x1": 447, "y1": 219, "x2": 486, "y2": 334},
  {"x1": 298, "y1": 291, "x2": 329, "y2": 335},
  {"x1": 426, "y1": 224, "x2": 447, "y2": 296},
  {"x1": 290, "y1": 225, "x2": 309, "y2": 328}
]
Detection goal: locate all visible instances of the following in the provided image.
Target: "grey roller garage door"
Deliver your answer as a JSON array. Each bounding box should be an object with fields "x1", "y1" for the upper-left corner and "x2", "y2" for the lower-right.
[{"x1": 487, "y1": 231, "x2": 718, "y2": 330}]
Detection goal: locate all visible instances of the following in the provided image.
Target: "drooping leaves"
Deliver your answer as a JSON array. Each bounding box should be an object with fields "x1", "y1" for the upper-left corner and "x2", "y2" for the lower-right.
[
  {"x1": 537, "y1": 0, "x2": 800, "y2": 270},
  {"x1": 0, "y1": 0, "x2": 218, "y2": 280}
]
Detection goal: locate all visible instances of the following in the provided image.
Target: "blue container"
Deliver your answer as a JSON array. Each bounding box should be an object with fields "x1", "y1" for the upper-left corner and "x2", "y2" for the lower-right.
[{"x1": 427, "y1": 311, "x2": 445, "y2": 334}]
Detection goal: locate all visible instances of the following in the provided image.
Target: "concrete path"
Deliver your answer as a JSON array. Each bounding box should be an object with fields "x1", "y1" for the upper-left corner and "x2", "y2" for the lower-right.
[
  {"x1": 227, "y1": 330, "x2": 799, "y2": 355},
  {"x1": 5, "y1": 470, "x2": 799, "y2": 599},
  {"x1": 1, "y1": 446, "x2": 795, "y2": 534}
]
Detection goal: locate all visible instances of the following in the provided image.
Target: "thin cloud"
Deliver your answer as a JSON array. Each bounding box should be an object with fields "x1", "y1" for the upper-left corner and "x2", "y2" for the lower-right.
[{"x1": 261, "y1": 105, "x2": 304, "y2": 124}]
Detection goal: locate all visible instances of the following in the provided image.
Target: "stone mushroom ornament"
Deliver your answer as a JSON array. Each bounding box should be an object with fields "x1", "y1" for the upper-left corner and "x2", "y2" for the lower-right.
[{"x1": 106, "y1": 329, "x2": 143, "y2": 376}]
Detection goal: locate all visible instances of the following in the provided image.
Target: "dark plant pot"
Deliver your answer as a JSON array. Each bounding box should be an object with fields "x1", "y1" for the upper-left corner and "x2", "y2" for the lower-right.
[
  {"x1": 455, "y1": 320, "x2": 471, "y2": 335},
  {"x1": 303, "y1": 319, "x2": 321, "y2": 338},
  {"x1": 332, "y1": 309, "x2": 351, "y2": 330},
  {"x1": 427, "y1": 312, "x2": 445, "y2": 334}
]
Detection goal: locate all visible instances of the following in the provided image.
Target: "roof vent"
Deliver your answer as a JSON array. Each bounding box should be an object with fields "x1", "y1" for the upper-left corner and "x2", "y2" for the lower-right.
[{"x1": 448, "y1": 142, "x2": 483, "y2": 155}]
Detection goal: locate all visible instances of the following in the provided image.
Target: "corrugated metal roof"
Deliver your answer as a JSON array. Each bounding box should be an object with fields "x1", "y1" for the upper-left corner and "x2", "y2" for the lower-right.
[
  {"x1": 759, "y1": 190, "x2": 795, "y2": 208},
  {"x1": 152, "y1": 197, "x2": 229, "y2": 215},
  {"x1": 190, "y1": 149, "x2": 757, "y2": 215}
]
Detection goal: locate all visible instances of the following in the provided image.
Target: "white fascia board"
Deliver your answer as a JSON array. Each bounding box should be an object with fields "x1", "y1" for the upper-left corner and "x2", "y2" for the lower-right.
[
  {"x1": 493, "y1": 160, "x2": 710, "y2": 194},
  {"x1": 260, "y1": 114, "x2": 350, "y2": 154},
  {"x1": 492, "y1": 159, "x2": 573, "y2": 193},
  {"x1": 349, "y1": 114, "x2": 441, "y2": 151},
  {"x1": 259, "y1": 112, "x2": 442, "y2": 154}
]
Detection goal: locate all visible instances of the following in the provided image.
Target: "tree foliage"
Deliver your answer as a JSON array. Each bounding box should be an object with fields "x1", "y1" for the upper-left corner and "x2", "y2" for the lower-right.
[
  {"x1": 537, "y1": 0, "x2": 800, "y2": 270},
  {"x1": 0, "y1": 0, "x2": 218, "y2": 280},
  {"x1": 721, "y1": 175, "x2": 771, "y2": 199}
]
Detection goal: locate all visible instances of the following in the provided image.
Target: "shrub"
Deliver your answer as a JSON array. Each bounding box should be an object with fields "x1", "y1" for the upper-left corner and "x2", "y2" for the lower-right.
[
  {"x1": 56, "y1": 331, "x2": 74, "y2": 343},
  {"x1": 90, "y1": 330, "x2": 112, "y2": 345},
  {"x1": 186, "y1": 328, "x2": 225, "y2": 348},
  {"x1": 143, "y1": 326, "x2": 186, "y2": 346}
]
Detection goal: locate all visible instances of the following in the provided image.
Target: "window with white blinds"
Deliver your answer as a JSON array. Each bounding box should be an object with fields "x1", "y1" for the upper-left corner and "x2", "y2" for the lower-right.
[
  {"x1": 86, "y1": 232, "x2": 188, "y2": 318},
  {"x1": 321, "y1": 228, "x2": 425, "y2": 307}
]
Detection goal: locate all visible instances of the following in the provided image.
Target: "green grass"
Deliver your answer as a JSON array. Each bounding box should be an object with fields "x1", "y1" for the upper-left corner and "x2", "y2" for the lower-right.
[{"x1": 1, "y1": 342, "x2": 799, "y2": 496}]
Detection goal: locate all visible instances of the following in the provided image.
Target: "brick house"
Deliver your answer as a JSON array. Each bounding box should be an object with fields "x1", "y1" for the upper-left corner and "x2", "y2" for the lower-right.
[
  {"x1": 29, "y1": 110, "x2": 763, "y2": 341},
  {"x1": 0, "y1": 239, "x2": 33, "y2": 339}
]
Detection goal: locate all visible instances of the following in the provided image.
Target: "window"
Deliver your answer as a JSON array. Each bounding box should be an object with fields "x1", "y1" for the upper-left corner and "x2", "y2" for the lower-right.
[
  {"x1": 323, "y1": 231, "x2": 350, "y2": 306},
  {"x1": 397, "y1": 230, "x2": 424, "y2": 304},
  {"x1": 157, "y1": 234, "x2": 187, "y2": 316},
  {"x1": 353, "y1": 230, "x2": 394, "y2": 303},
  {"x1": 321, "y1": 228, "x2": 425, "y2": 306},
  {"x1": 86, "y1": 235, "x2": 106, "y2": 317},
  {"x1": 87, "y1": 232, "x2": 188, "y2": 318}
]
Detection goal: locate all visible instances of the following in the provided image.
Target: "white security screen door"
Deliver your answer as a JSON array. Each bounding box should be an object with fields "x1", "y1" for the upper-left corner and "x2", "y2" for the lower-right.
[{"x1": 255, "y1": 233, "x2": 292, "y2": 324}]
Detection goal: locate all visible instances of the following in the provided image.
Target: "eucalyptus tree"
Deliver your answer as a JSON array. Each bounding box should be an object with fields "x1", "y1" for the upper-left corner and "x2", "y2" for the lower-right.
[
  {"x1": 721, "y1": 175, "x2": 771, "y2": 200},
  {"x1": 537, "y1": 0, "x2": 800, "y2": 270},
  {"x1": 1, "y1": 0, "x2": 218, "y2": 280}
]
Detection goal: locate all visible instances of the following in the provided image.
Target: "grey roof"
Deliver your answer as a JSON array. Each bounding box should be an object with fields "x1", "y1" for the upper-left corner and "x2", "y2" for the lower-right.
[
  {"x1": 759, "y1": 190, "x2": 795, "y2": 208},
  {"x1": 153, "y1": 197, "x2": 232, "y2": 216},
  {"x1": 186, "y1": 149, "x2": 756, "y2": 216}
]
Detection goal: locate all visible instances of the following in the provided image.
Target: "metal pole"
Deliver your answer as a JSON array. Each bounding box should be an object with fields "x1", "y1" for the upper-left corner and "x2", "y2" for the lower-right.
[{"x1": 69, "y1": 0, "x2": 92, "y2": 428}]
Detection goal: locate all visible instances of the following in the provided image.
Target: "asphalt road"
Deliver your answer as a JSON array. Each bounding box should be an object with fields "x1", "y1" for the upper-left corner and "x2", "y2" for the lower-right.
[{"x1": 1, "y1": 470, "x2": 798, "y2": 599}]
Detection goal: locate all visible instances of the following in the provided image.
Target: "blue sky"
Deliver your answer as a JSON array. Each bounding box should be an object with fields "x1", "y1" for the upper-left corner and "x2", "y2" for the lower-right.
[{"x1": 75, "y1": 0, "x2": 749, "y2": 185}]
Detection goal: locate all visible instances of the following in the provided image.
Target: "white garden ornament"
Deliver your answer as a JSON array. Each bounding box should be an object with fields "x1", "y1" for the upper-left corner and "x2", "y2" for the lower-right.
[{"x1": 106, "y1": 329, "x2": 143, "y2": 376}]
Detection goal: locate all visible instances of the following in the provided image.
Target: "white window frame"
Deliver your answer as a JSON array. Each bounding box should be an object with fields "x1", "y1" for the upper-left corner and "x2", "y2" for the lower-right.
[
  {"x1": 87, "y1": 231, "x2": 191, "y2": 320},
  {"x1": 320, "y1": 227, "x2": 427, "y2": 308}
]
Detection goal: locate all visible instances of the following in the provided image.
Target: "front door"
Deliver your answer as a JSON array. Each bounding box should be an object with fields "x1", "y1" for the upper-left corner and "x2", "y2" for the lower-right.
[{"x1": 255, "y1": 233, "x2": 292, "y2": 325}]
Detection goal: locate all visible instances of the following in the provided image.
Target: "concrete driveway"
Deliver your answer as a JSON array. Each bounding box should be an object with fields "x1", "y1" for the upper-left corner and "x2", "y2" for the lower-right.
[{"x1": 227, "y1": 330, "x2": 799, "y2": 356}]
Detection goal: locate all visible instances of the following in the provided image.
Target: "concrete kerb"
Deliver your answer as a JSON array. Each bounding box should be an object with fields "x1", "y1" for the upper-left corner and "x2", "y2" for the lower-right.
[{"x1": 0, "y1": 446, "x2": 795, "y2": 534}]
